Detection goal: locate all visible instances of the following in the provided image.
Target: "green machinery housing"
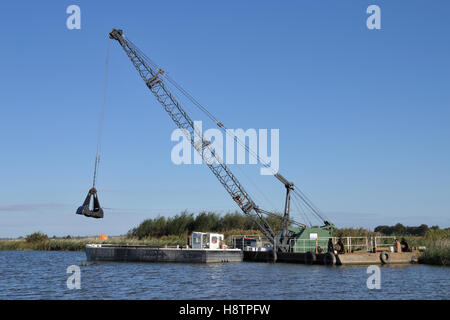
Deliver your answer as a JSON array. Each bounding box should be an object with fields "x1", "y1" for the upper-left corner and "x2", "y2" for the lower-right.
[{"x1": 281, "y1": 224, "x2": 336, "y2": 253}]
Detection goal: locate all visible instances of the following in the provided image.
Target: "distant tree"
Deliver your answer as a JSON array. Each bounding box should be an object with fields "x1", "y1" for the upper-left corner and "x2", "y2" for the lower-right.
[
  {"x1": 153, "y1": 216, "x2": 167, "y2": 237},
  {"x1": 265, "y1": 215, "x2": 283, "y2": 234},
  {"x1": 166, "y1": 211, "x2": 195, "y2": 235},
  {"x1": 410, "y1": 224, "x2": 428, "y2": 236},
  {"x1": 220, "y1": 212, "x2": 254, "y2": 231},
  {"x1": 374, "y1": 225, "x2": 391, "y2": 235},
  {"x1": 375, "y1": 223, "x2": 433, "y2": 236},
  {"x1": 127, "y1": 227, "x2": 137, "y2": 238},
  {"x1": 25, "y1": 232, "x2": 48, "y2": 243},
  {"x1": 193, "y1": 212, "x2": 221, "y2": 232},
  {"x1": 392, "y1": 223, "x2": 406, "y2": 235},
  {"x1": 335, "y1": 227, "x2": 375, "y2": 238}
]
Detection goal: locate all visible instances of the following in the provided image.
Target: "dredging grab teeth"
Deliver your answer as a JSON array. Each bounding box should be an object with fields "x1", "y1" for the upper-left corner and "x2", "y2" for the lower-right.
[{"x1": 76, "y1": 187, "x2": 104, "y2": 219}]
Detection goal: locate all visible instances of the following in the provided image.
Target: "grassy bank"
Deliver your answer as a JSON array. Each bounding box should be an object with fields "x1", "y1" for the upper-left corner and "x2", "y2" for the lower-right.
[
  {"x1": 0, "y1": 229, "x2": 269, "y2": 252},
  {"x1": 416, "y1": 239, "x2": 450, "y2": 266},
  {"x1": 403, "y1": 229, "x2": 450, "y2": 266},
  {"x1": 0, "y1": 235, "x2": 186, "y2": 252}
]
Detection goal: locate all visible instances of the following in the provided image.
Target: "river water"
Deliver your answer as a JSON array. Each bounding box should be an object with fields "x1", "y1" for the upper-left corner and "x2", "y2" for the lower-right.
[{"x1": 0, "y1": 251, "x2": 448, "y2": 300}]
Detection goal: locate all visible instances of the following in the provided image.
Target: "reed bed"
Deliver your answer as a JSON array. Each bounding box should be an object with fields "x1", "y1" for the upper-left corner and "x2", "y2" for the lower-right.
[
  {"x1": 0, "y1": 235, "x2": 185, "y2": 252},
  {"x1": 417, "y1": 239, "x2": 450, "y2": 266}
]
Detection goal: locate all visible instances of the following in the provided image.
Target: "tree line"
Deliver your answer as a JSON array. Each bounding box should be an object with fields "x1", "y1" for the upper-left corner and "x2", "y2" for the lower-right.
[
  {"x1": 128, "y1": 211, "x2": 283, "y2": 239},
  {"x1": 128, "y1": 211, "x2": 449, "y2": 239},
  {"x1": 374, "y1": 223, "x2": 447, "y2": 236}
]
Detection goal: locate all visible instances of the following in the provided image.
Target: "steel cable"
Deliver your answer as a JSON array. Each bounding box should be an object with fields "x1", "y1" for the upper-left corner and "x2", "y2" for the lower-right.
[{"x1": 92, "y1": 41, "x2": 110, "y2": 188}]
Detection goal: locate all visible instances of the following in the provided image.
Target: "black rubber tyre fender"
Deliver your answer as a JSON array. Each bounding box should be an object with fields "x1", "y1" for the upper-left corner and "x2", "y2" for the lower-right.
[
  {"x1": 380, "y1": 251, "x2": 390, "y2": 264},
  {"x1": 323, "y1": 252, "x2": 336, "y2": 265},
  {"x1": 305, "y1": 251, "x2": 316, "y2": 264}
]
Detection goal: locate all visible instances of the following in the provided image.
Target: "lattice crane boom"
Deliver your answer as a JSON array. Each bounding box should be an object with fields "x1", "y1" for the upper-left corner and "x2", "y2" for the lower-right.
[{"x1": 108, "y1": 29, "x2": 292, "y2": 250}]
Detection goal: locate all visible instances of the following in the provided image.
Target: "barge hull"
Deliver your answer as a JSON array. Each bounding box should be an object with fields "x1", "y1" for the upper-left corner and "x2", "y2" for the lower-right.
[
  {"x1": 244, "y1": 251, "x2": 419, "y2": 265},
  {"x1": 85, "y1": 245, "x2": 243, "y2": 263}
]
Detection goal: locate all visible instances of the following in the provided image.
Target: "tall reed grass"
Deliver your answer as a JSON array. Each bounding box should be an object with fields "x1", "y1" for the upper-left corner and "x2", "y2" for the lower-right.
[{"x1": 0, "y1": 235, "x2": 185, "y2": 251}]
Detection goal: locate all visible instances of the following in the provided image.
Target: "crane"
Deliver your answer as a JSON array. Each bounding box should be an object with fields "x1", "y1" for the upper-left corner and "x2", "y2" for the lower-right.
[{"x1": 108, "y1": 29, "x2": 334, "y2": 252}]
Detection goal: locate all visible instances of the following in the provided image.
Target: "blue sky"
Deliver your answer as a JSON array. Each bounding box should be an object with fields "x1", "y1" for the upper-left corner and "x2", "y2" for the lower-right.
[{"x1": 0, "y1": 1, "x2": 449, "y2": 237}]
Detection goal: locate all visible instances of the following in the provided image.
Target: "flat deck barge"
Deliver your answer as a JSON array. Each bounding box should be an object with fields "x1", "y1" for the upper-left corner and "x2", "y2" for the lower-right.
[
  {"x1": 86, "y1": 233, "x2": 421, "y2": 266},
  {"x1": 86, "y1": 244, "x2": 243, "y2": 263}
]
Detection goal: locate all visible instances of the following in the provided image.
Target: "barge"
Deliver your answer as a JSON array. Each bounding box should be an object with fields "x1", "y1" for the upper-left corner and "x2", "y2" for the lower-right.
[
  {"x1": 86, "y1": 232, "x2": 421, "y2": 266},
  {"x1": 236, "y1": 234, "x2": 421, "y2": 265},
  {"x1": 86, "y1": 232, "x2": 243, "y2": 263}
]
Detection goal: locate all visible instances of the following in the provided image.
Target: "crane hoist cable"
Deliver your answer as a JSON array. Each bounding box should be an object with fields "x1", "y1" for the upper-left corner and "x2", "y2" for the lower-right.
[
  {"x1": 291, "y1": 194, "x2": 313, "y2": 227},
  {"x1": 292, "y1": 189, "x2": 329, "y2": 223},
  {"x1": 76, "y1": 41, "x2": 110, "y2": 219}
]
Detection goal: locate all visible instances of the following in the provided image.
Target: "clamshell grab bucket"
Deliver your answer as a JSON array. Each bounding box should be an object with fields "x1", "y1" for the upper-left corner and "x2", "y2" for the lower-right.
[{"x1": 76, "y1": 188, "x2": 104, "y2": 218}]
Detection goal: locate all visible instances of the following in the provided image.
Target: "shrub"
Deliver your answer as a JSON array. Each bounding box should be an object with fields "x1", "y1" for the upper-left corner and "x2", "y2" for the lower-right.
[
  {"x1": 129, "y1": 211, "x2": 285, "y2": 239},
  {"x1": 192, "y1": 212, "x2": 221, "y2": 232},
  {"x1": 419, "y1": 239, "x2": 450, "y2": 266},
  {"x1": 335, "y1": 227, "x2": 376, "y2": 238},
  {"x1": 25, "y1": 232, "x2": 48, "y2": 243}
]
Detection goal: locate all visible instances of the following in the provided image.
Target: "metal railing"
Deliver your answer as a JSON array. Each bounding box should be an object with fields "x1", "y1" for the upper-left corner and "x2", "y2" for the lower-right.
[
  {"x1": 288, "y1": 236, "x2": 398, "y2": 253},
  {"x1": 230, "y1": 235, "x2": 271, "y2": 251},
  {"x1": 230, "y1": 234, "x2": 399, "y2": 253},
  {"x1": 372, "y1": 236, "x2": 397, "y2": 251}
]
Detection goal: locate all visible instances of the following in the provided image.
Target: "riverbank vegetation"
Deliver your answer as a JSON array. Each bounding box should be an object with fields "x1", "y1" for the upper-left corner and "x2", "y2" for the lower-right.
[
  {"x1": 410, "y1": 229, "x2": 449, "y2": 266},
  {"x1": 418, "y1": 239, "x2": 449, "y2": 266},
  {"x1": 0, "y1": 233, "x2": 186, "y2": 251},
  {"x1": 374, "y1": 223, "x2": 444, "y2": 237},
  {"x1": 126, "y1": 211, "x2": 283, "y2": 239},
  {"x1": 1, "y1": 212, "x2": 448, "y2": 265}
]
